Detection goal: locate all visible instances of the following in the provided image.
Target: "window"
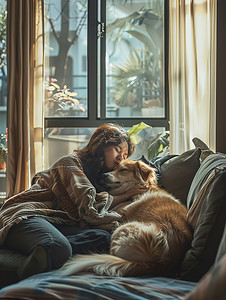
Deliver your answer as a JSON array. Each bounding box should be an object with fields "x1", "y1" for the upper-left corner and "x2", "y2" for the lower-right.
[
  {"x1": 44, "y1": 0, "x2": 168, "y2": 168},
  {"x1": 104, "y1": 0, "x2": 165, "y2": 119}
]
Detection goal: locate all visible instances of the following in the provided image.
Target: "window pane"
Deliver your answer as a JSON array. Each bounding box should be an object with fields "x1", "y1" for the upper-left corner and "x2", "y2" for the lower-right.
[
  {"x1": 44, "y1": 0, "x2": 87, "y2": 117},
  {"x1": 44, "y1": 126, "x2": 168, "y2": 168},
  {"x1": 44, "y1": 128, "x2": 94, "y2": 168},
  {"x1": 106, "y1": 0, "x2": 165, "y2": 118}
]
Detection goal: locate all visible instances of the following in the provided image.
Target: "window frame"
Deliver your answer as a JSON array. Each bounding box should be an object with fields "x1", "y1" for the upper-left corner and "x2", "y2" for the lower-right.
[{"x1": 44, "y1": 0, "x2": 169, "y2": 130}]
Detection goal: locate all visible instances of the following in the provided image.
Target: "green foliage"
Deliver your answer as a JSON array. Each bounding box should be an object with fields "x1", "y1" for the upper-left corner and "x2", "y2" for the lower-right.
[
  {"x1": 127, "y1": 121, "x2": 151, "y2": 145},
  {"x1": 112, "y1": 48, "x2": 158, "y2": 106},
  {"x1": 44, "y1": 77, "x2": 85, "y2": 116},
  {"x1": 107, "y1": 4, "x2": 164, "y2": 107},
  {"x1": 147, "y1": 131, "x2": 170, "y2": 160},
  {"x1": 128, "y1": 122, "x2": 169, "y2": 160}
]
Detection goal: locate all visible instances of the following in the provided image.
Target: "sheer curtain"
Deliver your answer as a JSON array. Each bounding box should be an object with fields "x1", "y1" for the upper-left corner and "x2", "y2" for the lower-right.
[
  {"x1": 169, "y1": 0, "x2": 216, "y2": 154},
  {"x1": 6, "y1": 0, "x2": 44, "y2": 198}
]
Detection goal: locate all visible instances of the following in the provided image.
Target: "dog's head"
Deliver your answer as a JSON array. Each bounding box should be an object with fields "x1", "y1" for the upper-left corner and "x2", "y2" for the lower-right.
[{"x1": 100, "y1": 160, "x2": 157, "y2": 196}]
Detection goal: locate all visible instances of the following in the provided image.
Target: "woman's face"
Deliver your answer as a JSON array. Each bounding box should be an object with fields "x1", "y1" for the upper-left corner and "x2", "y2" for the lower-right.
[{"x1": 103, "y1": 141, "x2": 129, "y2": 171}]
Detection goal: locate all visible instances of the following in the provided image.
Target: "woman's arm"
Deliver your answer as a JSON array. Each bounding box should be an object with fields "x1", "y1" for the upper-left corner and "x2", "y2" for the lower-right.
[{"x1": 48, "y1": 154, "x2": 122, "y2": 227}]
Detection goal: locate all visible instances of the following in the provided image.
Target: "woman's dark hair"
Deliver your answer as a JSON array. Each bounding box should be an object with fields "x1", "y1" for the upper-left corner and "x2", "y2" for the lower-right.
[{"x1": 76, "y1": 123, "x2": 134, "y2": 175}]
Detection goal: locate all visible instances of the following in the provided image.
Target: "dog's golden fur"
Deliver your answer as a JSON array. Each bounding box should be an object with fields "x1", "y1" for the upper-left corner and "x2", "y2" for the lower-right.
[{"x1": 60, "y1": 160, "x2": 193, "y2": 277}]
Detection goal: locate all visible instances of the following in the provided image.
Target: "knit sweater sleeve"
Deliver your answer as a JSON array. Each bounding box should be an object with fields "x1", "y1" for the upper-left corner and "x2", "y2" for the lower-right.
[{"x1": 38, "y1": 153, "x2": 121, "y2": 228}]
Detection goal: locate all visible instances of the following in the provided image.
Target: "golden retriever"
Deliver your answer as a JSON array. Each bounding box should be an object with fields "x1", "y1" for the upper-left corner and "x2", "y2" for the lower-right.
[{"x1": 60, "y1": 160, "x2": 193, "y2": 277}]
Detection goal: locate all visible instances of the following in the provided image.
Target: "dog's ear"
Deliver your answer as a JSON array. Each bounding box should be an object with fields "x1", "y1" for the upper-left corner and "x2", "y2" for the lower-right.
[{"x1": 136, "y1": 161, "x2": 157, "y2": 186}]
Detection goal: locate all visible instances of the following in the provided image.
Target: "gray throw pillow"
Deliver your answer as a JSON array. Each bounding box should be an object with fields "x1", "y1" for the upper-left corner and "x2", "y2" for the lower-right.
[{"x1": 158, "y1": 148, "x2": 201, "y2": 205}]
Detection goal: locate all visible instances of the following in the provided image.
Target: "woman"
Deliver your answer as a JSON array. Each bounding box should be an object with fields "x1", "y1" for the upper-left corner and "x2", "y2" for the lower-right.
[{"x1": 0, "y1": 123, "x2": 147, "y2": 279}]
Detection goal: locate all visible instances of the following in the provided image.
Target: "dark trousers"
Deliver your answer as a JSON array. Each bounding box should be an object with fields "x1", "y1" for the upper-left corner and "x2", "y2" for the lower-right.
[{"x1": 4, "y1": 217, "x2": 111, "y2": 271}]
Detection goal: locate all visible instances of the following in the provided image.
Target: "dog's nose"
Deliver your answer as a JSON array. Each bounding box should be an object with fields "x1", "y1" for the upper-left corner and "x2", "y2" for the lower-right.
[{"x1": 102, "y1": 173, "x2": 109, "y2": 179}]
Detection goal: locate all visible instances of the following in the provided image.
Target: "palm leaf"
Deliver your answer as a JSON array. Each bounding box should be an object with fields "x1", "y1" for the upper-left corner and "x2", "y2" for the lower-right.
[
  {"x1": 148, "y1": 131, "x2": 170, "y2": 160},
  {"x1": 106, "y1": 11, "x2": 140, "y2": 33},
  {"x1": 126, "y1": 30, "x2": 159, "y2": 58},
  {"x1": 128, "y1": 122, "x2": 151, "y2": 145},
  {"x1": 128, "y1": 121, "x2": 151, "y2": 136}
]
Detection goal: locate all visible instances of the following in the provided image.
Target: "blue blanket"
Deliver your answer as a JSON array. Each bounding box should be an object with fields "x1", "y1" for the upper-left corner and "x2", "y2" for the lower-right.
[{"x1": 0, "y1": 271, "x2": 196, "y2": 300}]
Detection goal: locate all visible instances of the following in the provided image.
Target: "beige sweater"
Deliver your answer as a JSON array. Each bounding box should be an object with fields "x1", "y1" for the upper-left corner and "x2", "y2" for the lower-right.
[{"x1": 0, "y1": 152, "x2": 121, "y2": 245}]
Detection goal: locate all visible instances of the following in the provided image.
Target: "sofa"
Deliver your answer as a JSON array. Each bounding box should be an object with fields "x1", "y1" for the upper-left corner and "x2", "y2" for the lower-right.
[{"x1": 0, "y1": 146, "x2": 225, "y2": 299}]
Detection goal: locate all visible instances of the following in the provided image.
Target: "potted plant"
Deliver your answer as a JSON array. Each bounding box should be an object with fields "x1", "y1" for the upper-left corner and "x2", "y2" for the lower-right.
[
  {"x1": 128, "y1": 122, "x2": 169, "y2": 160},
  {"x1": 0, "y1": 133, "x2": 7, "y2": 170}
]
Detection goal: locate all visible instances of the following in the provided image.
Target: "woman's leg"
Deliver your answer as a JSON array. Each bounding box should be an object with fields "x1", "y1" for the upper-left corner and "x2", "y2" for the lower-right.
[
  {"x1": 54, "y1": 224, "x2": 112, "y2": 254},
  {"x1": 4, "y1": 217, "x2": 72, "y2": 279}
]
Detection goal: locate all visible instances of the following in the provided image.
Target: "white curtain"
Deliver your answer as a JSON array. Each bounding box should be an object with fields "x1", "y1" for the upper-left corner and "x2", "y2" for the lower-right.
[
  {"x1": 32, "y1": 0, "x2": 45, "y2": 177},
  {"x1": 169, "y1": 0, "x2": 217, "y2": 154}
]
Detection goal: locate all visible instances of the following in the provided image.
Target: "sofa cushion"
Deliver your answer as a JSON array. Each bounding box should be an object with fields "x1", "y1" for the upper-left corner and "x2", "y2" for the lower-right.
[
  {"x1": 181, "y1": 153, "x2": 226, "y2": 282},
  {"x1": 158, "y1": 148, "x2": 201, "y2": 205},
  {"x1": 186, "y1": 153, "x2": 226, "y2": 209},
  {"x1": 0, "y1": 248, "x2": 26, "y2": 288},
  {"x1": 215, "y1": 222, "x2": 226, "y2": 263},
  {"x1": 187, "y1": 168, "x2": 219, "y2": 229},
  {"x1": 184, "y1": 253, "x2": 226, "y2": 300},
  {"x1": 188, "y1": 220, "x2": 226, "y2": 300}
]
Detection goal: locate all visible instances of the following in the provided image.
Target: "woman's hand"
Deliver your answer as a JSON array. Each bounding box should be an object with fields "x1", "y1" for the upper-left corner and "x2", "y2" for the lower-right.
[{"x1": 110, "y1": 185, "x2": 148, "y2": 209}]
